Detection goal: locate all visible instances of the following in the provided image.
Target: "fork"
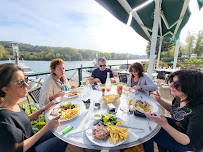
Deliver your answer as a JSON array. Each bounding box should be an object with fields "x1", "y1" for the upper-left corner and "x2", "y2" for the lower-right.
[{"x1": 146, "y1": 118, "x2": 152, "y2": 130}]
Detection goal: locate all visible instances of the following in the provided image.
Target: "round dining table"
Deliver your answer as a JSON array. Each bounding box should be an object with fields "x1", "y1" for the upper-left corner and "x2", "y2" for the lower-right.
[{"x1": 45, "y1": 85, "x2": 162, "y2": 150}]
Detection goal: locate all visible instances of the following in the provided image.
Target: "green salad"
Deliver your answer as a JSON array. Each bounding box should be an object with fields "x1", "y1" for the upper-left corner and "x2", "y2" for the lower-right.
[{"x1": 101, "y1": 114, "x2": 119, "y2": 126}]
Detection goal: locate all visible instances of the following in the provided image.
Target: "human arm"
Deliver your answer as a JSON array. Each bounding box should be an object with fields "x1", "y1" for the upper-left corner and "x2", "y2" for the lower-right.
[
  {"x1": 137, "y1": 75, "x2": 158, "y2": 91},
  {"x1": 89, "y1": 76, "x2": 101, "y2": 84},
  {"x1": 28, "y1": 101, "x2": 55, "y2": 121},
  {"x1": 49, "y1": 90, "x2": 65, "y2": 101},
  {"x1": 152, "y1": 90, "x2": 172, "y2": 112},
  {"x1": 0, "y1": 116, "x2": 60, "y2": 152},
  {"x1": 39, "y1": 76, "x2": 64, "y2": 107},
  {"x1": 22, "y1": 116, "x2": 60, "y2": 152},
  {"x1": 110, "y1": 77, "x2": 116, "y2": 83},
  {"x1": 145, "y1": 113, "x2": 190, "y2": 145}
]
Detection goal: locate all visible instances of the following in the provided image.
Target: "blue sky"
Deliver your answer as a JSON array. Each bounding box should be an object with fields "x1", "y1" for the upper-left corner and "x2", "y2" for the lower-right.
[{"x1": 0, "y1": 0, "x2": 202, "y2": 55}]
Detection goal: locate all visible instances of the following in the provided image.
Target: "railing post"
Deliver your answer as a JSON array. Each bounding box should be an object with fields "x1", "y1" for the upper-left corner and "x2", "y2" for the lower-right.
[{"x1": 78, "y1": 64, "x2": 83, "y2": 86}]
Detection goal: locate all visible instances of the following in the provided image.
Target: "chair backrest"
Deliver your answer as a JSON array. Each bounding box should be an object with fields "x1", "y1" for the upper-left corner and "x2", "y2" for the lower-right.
[
  {"x1": 118, "y1": 72, "x2": 130, "y2": 83},
  {"x1": 28, "y1": 87, "x2": 41, "y2": 104}
]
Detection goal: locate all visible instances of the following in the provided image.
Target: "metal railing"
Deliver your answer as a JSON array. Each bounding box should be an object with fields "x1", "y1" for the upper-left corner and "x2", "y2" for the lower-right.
[{"x1": 24, "y1": 62, "x2": 203, "y2": 86}]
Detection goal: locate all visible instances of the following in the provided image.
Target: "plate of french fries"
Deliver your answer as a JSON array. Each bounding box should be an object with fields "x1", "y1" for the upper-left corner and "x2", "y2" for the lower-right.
[
  {"x1": 85, "y1": 117, "x2": 129, "y2": 147},
  {"x1": 48, "y1": 101, "x2": 80, "y2": 122}
]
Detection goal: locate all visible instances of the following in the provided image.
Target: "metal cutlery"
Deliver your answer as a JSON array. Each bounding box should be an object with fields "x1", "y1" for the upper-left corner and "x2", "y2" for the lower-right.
[
  {"x1": 115, "y1": 125, "x2": 144, "y2": 131},
  {"x1": 146, "y1": 118, "x2": 152, "y2": 130},
  {"x1": 65, "y1": 126, "x2": 97, "y2": 136}
]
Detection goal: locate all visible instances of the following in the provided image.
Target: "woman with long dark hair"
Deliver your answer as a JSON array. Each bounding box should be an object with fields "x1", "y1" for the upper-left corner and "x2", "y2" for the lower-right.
[
  {"x1": 143, "y1": 70, "x2": 203, "y2": 151},
  {"x1": 0, "y1": 63, "x2": 67, "y2": 152},
  {"x1": 127, "y1": 62, "x2": 158, "y2": 95}
]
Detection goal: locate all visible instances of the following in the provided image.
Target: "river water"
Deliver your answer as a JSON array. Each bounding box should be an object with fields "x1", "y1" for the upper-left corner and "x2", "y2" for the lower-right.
[{"x1": 0, "y1": 59, "x2": 148, "y2": 78}]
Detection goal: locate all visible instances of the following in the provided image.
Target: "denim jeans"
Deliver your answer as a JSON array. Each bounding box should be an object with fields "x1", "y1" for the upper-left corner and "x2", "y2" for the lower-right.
[
  {"x1": 34, "y1": 130, "x2": 67, "y2": 152},
  {"x1": 143, "y1": 128, "x2": 195, "y2": 152}
]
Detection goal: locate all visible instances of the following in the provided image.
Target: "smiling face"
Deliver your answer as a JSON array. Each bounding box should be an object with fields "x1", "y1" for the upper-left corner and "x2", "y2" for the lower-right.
[
  {"x1": 169, "y1": 75, "x2": 187, "y2": 100},
  {"x1": 53, "y1": 64, "x2": 65, "y2": 79},
  {"x1": 6, "y1": 70, "x2": 28, "y2": 99},
  {"x1": 98, "y1": 61, "x2": 106, "y2": 71}
]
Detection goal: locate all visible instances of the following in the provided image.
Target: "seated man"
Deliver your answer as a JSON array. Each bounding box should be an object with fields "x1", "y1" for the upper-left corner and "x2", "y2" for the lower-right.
[{"x1": 89, "y1": 57, "x2": 116, "y2": 84}]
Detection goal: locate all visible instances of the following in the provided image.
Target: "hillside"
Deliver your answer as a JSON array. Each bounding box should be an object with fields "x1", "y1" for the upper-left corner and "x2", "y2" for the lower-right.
[{"x1": 0, "y1": 41, "x2": 147, "y2": 61}]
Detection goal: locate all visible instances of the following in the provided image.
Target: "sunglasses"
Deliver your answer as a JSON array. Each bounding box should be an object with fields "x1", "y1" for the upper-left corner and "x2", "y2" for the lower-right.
[
  {"x1": 130, "y1": 69, "x2": 138, "y2": 73},
  {"x1": 170, "y1": 81, "x2": 181, "y2": 89},
  {"x1": 99, "y1": 64, "x2": 106, "y2": 67},
  {"x1": 16, "y1": 77, "x2": 29, "y2": 88}
]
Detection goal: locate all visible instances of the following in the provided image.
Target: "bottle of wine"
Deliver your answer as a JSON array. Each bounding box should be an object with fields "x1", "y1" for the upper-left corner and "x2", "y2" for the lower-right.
[{"x1": 105, "y1": 72, "x2": 111, "y2": 95}]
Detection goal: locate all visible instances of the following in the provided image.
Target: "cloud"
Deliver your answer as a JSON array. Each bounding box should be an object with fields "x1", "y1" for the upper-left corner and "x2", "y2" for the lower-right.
[{"x1": 0, "y1": 0, "x2": 202, "y2": 56}]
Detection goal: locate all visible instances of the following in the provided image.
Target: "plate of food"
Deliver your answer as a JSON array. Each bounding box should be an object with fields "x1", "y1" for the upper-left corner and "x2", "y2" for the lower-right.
[
  {"x1": 49, "y1": 101, "x2": 80, "y2": 122},
  {"x1": 102, "y1": 94, "x2": 120, "y2": 104},
  {"x1": 134, "y1": 99, "x2": 158, "y2": 113},
  {"x1": 64, "y1": 89, "x2": 80, "y2": 98},
  {"x1": 86, "y1": 114, "x2": 129, "y2": 147}
]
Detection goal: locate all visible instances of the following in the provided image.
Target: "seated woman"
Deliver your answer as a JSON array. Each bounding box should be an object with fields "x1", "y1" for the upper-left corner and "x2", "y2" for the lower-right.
[
  {"x1": 39, "y1": 59, "x2": 75, "y2": 107},
  {"x1": 143, "y1": 70, "x2": 203, "y2": 151},
  {"x1": 127, "y1": 62, "x2": 158, "y2": 95},
  {"x1": 0, "y1": 63, "x2": 67, "y2": 152}
]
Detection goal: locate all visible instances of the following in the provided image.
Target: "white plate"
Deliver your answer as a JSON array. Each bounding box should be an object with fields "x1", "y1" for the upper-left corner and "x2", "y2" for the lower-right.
[
  {"x1": 63, "y1": 90, "x2": 80, "y2": 98},
  {"x1": 85, "y1": 119, "x2": 125, "y2": 147},
  {"x1": 134, "y1": 99, "x2": 158, "y2": 113},
  {"x1": 48, "y1": 104, "x2": 80, "y2": 122}
]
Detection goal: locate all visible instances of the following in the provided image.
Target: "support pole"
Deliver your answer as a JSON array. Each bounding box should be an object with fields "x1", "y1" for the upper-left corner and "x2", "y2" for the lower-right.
[
  {"x1": 173, "y1": 37, "x2": 180, "y2": 69},
  {"x1": 156, "y1": 36, "x2": 163, "y2": 69},
  {"x1": 78, "y1": 64, "x2": 83, "y2": 86},
  {"x1": 147, "y1": 0, "x2": 161, "y2": 78},
  {"x1": 15, "y1": 51, "x2": 19, "y2": 65}
]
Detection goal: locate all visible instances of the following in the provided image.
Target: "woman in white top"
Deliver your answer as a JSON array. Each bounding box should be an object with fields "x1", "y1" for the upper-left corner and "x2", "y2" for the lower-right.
[
  {"x1": 39, "y1": 59, "x2": 75, "y2": 107},
  {"x1": 127, "y1": 62, "x2": 158, "y2": 95}
]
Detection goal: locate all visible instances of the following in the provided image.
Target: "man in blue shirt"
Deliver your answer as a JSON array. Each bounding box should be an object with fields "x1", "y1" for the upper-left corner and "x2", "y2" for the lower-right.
[{"x1": 89, "y1": 58, "x2": 116, "y2": 84}]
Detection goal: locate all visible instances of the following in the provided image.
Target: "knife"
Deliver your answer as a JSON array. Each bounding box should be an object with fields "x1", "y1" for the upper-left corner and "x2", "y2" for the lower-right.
[{"x1": 115, "y1": 125, "x2": 144, "y2": 131}]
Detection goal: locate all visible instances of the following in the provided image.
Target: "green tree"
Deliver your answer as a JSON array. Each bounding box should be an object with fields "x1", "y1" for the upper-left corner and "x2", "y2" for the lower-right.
[
  {"x1": 71, "y1": 53, "x2": 83, "y2": 61},
  {"x1": 185, "y1": 31, "x2": 195, "y2": 57},
  {"x1": 146, "y1": 37, "x2": 175, "y2": 58},
  {"x1": 193, "y1": 30, "x2": 203, "y2": 56},
  {"x1": 56, "y1": 53, "x2": 60, "y2": 58}
]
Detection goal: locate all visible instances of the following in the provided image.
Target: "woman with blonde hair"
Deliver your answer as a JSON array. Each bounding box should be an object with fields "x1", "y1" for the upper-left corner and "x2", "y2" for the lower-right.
[{"x1": 39, "y1": 58, "x2": 75, "y2": 107}]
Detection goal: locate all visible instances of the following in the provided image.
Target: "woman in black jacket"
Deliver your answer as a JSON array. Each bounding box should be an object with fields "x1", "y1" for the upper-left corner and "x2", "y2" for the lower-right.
[{"x1": 143, "y1": 70, "x2": 203, "y2": 152}]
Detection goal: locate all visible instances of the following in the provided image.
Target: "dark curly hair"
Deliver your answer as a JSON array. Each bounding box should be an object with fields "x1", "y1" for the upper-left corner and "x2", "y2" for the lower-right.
[
  {"x1": 128, "y1": 62, "x2": 145, "y2": 78},
  {"x1": 168, "y1": 70, "x2": 203, "y2": 107},
  {"x1": 0, "y1": 63, "x2": 22, "y2": 101}
]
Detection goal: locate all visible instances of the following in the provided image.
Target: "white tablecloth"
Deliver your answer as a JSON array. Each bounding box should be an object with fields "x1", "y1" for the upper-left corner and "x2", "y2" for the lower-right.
[{"x1": 45, "y1": 86, "x2": 162, "y2": 150}]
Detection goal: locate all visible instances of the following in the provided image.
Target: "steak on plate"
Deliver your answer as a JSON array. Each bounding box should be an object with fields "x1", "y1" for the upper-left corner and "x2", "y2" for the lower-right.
[{"x1": 93, "y1": 123, "x2": 110, "y2": 141}]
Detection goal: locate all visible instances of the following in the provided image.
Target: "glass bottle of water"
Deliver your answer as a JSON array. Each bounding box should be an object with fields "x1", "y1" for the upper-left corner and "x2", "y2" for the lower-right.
[{"x1": 105, "y1": 72, "x2": 111, "y2": 95}]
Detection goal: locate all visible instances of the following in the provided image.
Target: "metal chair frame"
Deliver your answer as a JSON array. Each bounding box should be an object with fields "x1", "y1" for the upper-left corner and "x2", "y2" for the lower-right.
[{"x1": 26, "y1": 87, "x2": 41, "y2": 113}]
